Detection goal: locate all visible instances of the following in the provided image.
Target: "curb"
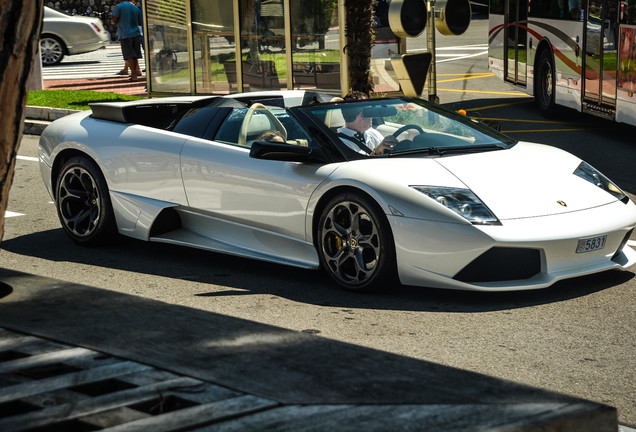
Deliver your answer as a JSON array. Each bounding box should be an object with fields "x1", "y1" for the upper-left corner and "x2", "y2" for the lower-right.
[
  {"x1": 23, "y1": 119, "x2": 52, "y2": 136},
  {"x1": 25, "y1": 106, "x2": 80, "y2": 121},
  {"x1": 23, "y1": 106, "x2": 81, "y2": 136}
]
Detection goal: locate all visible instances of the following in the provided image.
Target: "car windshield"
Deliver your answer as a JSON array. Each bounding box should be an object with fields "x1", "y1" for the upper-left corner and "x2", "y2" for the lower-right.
[{"x1": 302, "y1": 98, "x2": 516, "y2": 157}]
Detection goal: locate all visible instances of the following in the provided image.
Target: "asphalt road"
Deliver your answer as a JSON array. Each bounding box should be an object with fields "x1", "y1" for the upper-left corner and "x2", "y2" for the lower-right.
[{"x1": 3, "y1": 11, "x2": 635, "y2": 427}]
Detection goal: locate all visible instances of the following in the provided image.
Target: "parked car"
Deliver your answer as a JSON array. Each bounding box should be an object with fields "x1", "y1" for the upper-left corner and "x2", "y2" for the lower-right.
[
  {"x1": 40, "y1": 6, "x2": 110, "y2": 66},
  {"x1": 38, "y1": 91, "x2": 636, "y2": 292}
]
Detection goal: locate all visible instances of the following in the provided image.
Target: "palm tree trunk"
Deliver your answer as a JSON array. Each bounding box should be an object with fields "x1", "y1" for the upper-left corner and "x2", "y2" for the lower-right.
[
  {"x1": 0, "y1": 1, "x2": 43, "y2": 243},
  {"x1": 344, "y1": 0, "x2": 375, "y2": 95}
]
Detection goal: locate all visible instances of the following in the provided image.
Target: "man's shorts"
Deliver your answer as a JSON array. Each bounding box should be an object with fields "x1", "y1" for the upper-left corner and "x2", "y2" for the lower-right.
[{"x1": 121, "y1": 35, "x2": 142, "y2": 60}]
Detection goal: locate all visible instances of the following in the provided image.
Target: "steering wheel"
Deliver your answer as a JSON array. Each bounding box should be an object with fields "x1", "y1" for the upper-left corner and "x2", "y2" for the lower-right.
[
  {"x1": 238, "y1": 103, "x2": 287, "y2": 147},
  {"x1": 392, "y1": 124, "x2": 424, "y2": 139}
]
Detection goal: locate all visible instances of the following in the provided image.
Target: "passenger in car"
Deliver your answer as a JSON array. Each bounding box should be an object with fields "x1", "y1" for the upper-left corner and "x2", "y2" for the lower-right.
[{"x1": 257, "y1": 130, "x2": 285, "y2": 143}]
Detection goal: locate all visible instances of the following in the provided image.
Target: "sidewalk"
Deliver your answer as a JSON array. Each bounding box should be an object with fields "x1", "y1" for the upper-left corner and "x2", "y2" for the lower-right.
[{"x1": 43, "y1": 75, "x2": 147, "y2": 97}]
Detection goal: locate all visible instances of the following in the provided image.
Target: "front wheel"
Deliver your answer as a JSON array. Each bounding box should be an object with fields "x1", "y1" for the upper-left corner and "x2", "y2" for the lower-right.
[
  {"x1": 55, "y1": 157, "x2": 117, "y2": 245},
  {"x1": 535, "y1": 49, "x2": 556, "y2": 116},
  {"x1": 317, "y1": 193, "x2": 396, "y2": 292}
]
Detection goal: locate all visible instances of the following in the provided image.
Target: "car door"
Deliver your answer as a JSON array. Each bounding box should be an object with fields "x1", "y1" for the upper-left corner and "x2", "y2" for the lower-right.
[
  {"x1": 180, "y1": 106, "x2": 339, "y2": 244},
  {"x1": 95, "y1": 123, "x2": 189, "y2": 206}
]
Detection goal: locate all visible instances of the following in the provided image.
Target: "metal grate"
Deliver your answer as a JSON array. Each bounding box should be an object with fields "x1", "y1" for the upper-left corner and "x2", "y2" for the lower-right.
[{"x1": 0, "y1": 328, "x2": 278, "y2": 431}]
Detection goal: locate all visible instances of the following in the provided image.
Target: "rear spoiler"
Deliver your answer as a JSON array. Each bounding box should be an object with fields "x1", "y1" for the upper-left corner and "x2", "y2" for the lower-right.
[{"x1": 89, "y1": 96, "x2": 219, "y2": 124}]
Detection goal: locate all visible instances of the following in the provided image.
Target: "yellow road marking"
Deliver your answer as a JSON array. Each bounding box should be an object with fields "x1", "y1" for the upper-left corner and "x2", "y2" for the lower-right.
[
  {"x1": 501, "y1": 128, "x2": 600, "y2": 133},
  {"x1": 437, "y1": 88, "x2": 531, "y2": 96},
  {"x1": 472, "y1": 117, "x2": 587, "y2": 125},
  {"x1": 462, "y1": 100, "x2": 533, "y2": 111},
  {"x1": 436, "y1": 73, "x2": 496, "y2": 76},
  {"x1": 423, "y1": 73, "x2": 596, "y2": 132},
  {"x1": 437, "y1": 74, "x2": 494, "y2": 84}
]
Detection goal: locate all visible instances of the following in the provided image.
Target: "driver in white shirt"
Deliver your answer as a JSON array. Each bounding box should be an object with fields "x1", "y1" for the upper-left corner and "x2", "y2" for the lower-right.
[{"x1": 338, "y1": 106, "x2": 397, "y2": 156}]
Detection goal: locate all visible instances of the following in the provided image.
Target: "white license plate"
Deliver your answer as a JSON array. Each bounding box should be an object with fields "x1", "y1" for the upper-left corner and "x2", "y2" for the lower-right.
[{"x1": 576, "y1": 235, "x2": 607, "y2": 253}]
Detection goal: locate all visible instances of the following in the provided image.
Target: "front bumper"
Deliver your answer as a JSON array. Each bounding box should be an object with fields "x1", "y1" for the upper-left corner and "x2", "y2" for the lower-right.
[
  {"x1": 390, "y1": 200, "x2": 636, "y2": 291},
  {"x1": 67, "y1": 36, "x2": 109, "y2": 55}
]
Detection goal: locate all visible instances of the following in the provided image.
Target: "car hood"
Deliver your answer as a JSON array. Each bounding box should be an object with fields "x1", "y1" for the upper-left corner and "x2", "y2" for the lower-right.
[
  {"x1": 334, "y1": 142, "x2": 619, "y2": 221},
  {"x1": 434, "y1": 142, "x2": 618, "y2": 219}
]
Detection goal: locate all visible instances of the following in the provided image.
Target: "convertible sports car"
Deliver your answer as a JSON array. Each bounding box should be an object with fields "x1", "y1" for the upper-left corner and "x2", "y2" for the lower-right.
[{"x1": 38, "y1": 90, "x2": 636, "y2": 292}]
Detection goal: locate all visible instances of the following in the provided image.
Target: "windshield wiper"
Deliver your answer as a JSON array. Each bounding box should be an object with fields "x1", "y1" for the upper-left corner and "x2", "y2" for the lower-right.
[
  {"x1": 390, "y1": 143, "x2": 508, "y2": 157},
  {"x1": 386, "y1": 147, "x2": 443, "y2": 157},
  {"x1": 439, "y1": 144, "x2": 508, "y2": 154}
]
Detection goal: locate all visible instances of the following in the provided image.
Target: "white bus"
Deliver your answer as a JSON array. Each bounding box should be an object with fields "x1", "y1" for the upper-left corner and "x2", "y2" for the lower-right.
[{"x1": 488, "y1": 0, "x2": 636, "y2": 126}]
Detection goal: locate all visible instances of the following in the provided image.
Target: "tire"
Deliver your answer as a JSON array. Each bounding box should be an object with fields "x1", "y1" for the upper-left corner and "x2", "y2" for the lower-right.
[
  {"x1": 317, "y1": 193, "x2": 396, "y2": 292},
  {"x1": 55, "y1": 157, "x2": 117, "y2": 245},
  {"x1": 40, "y1": 35, "x2": 65, "y2": 66},
  {"x1": 535, "y1": 49, "x2": 556, "y2": 116}
]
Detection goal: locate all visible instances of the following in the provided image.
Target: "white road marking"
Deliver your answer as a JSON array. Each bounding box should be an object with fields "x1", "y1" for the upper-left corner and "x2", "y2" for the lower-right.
[
  {"x1": 42, "y1": 46, "x2": 146, "y2": 80},
  {"x1": 435, "y1": 44, "x2": 489, "y2": 50},
  {"x1": 436, "y1": 51, "x2": 489, "y2": 63},
  {"x1": 8, "y1": 156, "x2": 37, "y2": 218},
  {"x1": 408, "y1": 44, "x2": 489, "y2": 63}
]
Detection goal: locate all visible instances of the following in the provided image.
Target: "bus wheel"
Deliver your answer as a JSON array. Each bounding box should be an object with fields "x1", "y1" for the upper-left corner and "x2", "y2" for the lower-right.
[{"x1": 535, "y1": 49, "x2": 556, "y2": 116}]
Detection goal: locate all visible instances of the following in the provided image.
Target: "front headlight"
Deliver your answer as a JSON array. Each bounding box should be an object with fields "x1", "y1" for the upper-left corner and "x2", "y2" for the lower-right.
[
  {"x1": 574, "y1": 162, "x2": 627, "y2": 201},
  {"x1": 411, "y1": 186, "x2": 500, "y2": 225}
]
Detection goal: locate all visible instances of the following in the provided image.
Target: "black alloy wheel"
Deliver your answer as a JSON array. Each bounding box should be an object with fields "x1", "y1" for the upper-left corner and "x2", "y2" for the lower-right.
[
  {"x1": 55, "y1": 157, "x2": 117, "y2": 245},
  {"x1": 317, "y1": 193, "x2": 396, "y2": 291}
]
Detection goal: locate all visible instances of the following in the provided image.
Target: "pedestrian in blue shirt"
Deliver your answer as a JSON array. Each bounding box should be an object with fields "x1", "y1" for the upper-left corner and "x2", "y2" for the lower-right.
[
  {"x1": 139, "y1": 0, "x2": 145, "y2": 50},
  {"x1": 112, "y1": 0, "x2": 142, "y2": 81}
]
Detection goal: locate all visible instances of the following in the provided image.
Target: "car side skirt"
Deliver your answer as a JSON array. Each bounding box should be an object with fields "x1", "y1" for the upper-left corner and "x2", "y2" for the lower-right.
[{"x1": 110, "y1": 191, "x2": 320, "y2": 270}]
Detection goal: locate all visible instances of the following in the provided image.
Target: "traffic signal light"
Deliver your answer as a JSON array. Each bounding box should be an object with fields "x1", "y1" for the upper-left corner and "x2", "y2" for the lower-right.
[{"x1": 387, "y1": 0, "x2": 472, "y2": 96}]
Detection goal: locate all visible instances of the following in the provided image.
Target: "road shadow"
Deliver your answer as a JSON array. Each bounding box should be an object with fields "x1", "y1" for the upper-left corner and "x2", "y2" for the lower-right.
[
  {"x1": 1, "y1": 228, "x2": 632, "y2": 314},
  {"x1": 0, "y1": 267, "x2": 593, "y2": 415},
  {"x1": 0, "y1": 282, "x2": 11, "y2": 300},
  {"x1": 45, "y1": 60, "x2": 102, "y2": 67}
]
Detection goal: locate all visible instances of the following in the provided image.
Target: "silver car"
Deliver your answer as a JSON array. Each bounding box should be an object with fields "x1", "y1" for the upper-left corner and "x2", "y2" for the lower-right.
[{"x1": 40, "y1": 6, "x2": 110, "y2": 66}]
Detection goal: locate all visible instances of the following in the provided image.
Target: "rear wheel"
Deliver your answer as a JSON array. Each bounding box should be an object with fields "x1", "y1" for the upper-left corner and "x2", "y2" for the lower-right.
[
  {"x1": 40, "y1": 35, "x2": 65, "y2": 66},
  {"x1": 317, "y1": 193, "x2": 396, "y2": 292},
  {"x1": 55, "y1": 157, "x2": 117, "y2": 245},
  {"x1": 535, "y1": 49, "x2": 556, "y2": 115}
]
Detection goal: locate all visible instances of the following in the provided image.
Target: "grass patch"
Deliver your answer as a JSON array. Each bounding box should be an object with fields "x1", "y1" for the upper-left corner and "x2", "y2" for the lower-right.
[{"x1": 27, "y1": 89, "x2": 144, "y2": 111}]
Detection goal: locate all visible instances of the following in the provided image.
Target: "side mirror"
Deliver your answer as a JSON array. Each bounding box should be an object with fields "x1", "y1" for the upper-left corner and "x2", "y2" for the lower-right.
[
  {"x1": 481, "y1": 119, "x2": 501, "y2": 131},
  {"x1": 249, "y1": 141, "x2": 329, "y2": 163}
]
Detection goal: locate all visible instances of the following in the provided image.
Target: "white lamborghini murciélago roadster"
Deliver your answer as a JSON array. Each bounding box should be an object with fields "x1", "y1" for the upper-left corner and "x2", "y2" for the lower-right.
[{"x1": 39, "y1": 91, "x2": 636, "y2": 291}]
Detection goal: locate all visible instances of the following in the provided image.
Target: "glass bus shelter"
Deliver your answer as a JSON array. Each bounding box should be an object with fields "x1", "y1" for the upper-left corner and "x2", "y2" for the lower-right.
[{"x1": 143, "y1": 0, "x2": 401, "y2": 96}]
